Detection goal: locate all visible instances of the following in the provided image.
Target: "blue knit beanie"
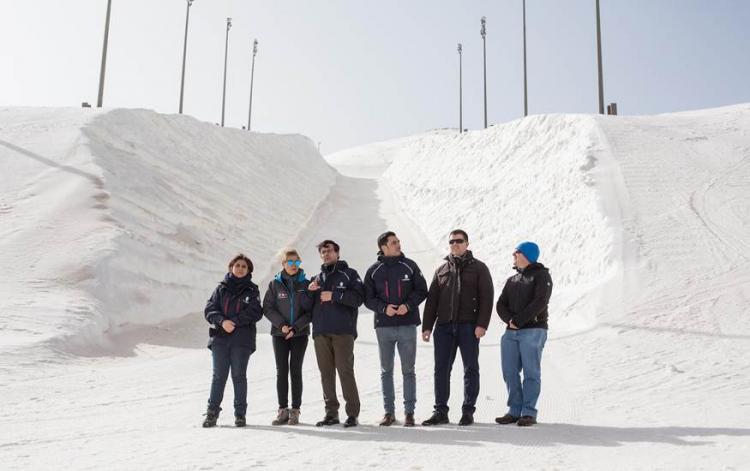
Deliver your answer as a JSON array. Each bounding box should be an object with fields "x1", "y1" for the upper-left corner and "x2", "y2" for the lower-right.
[{"x1": 516, "y1": 241, "x2": 540, "y2": 263}]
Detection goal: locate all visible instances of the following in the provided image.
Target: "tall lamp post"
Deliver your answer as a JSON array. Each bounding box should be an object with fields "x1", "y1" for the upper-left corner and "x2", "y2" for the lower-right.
[
  {"x1": 247, "y1": 39, "x2": 258, "y2": 131},
  {"x1": 522, "y1": 0, "x2": 528, "y2": 117},
  {"x1": 458, "y1": 43, "x2": 463, "y2": 133},
  {"x1": 221, "y1": 17, "x2": 232, "y2": 127},
  {"x1": 178, "y1": 0, "x2": 195, "y2": 114},
  {"x1": 480, "y1": 16, "x2": 487, "y2": 128},
  {"x1": 595, "y1": 0, "x2": 605, "y2": 114},
  {"x1": 97, "y1": 0, "x2": 113, "y2": 107}
]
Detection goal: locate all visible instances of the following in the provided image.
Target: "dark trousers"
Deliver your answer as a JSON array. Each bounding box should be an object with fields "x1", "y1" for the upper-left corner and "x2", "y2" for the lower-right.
[
  {"x1": 433, "y1": 323, "x2": 480, "y2": 415},
  {"x1": 272, "y1": 335, "x2": 309, "y2": 409},
  {"x1": 207, "y1": 338, "x2": 253, "y2": 416},
  {"x1": 313, "y1": 334, "x2": 360, "y2": 418}
]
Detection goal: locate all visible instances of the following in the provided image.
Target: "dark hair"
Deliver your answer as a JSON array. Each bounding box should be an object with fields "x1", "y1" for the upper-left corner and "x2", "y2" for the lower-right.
[
  {"x1": 317, "y1": 239, "x2": 340, "y2": 253},
  {"x1": 449, "y1": 229, "x2": 469, "y2": 242},
  {"x1": 228, "y1": 253, "x2": 254, "y2": 273},
  {"x1": 377, "y1": 231, "x2": 397, "y2": 249}
]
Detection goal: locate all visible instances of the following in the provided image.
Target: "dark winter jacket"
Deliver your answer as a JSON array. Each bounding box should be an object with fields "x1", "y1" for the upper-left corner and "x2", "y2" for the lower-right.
[
  {"x1": 496, "y1": 263, "x2": 552, "y2": 330},
  {"x1": 423, "y1": 250, "x2": 494, "y2": 331},
  {"x1": 364, "y1": 253, "x2": 428, "y2": 328},
  {"x1": 204, "y1": 273, "x2": 264, "y2": 349},
  {"x1": 263, "y1": 270, "x2": 313, "y2": 337},
  {"x1": 309, "y1": 260, "x2": 365, "y2": 338}
]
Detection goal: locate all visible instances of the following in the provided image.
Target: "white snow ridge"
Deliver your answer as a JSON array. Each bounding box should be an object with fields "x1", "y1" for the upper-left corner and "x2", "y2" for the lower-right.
[{"x1": 1, "y1": 105, "x2": 749, "y2": 470}]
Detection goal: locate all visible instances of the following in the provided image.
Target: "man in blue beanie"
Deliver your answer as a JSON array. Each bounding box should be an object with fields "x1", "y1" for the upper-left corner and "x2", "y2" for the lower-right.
[{"x1": 495, "y1": 241, "x2": 552, "y2": 427}]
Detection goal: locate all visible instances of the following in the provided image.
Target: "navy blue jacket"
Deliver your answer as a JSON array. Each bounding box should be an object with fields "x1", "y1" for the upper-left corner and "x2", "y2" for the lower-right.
[
  {"x1": 364, "y1": 253, "x2": 428, "y2": 328},
  {"x1": 308, "y1": 260, "x2": 365, "y2": 338},
  {"x1": 263, "y1": 270, "x2": 313, "y2": 337},
  {"x1": 204, "y1": 273, "x2": 263, "y2": 349}
]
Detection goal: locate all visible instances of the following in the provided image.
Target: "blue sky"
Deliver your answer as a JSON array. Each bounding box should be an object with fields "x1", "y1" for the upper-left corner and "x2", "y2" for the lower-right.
[{"x1": 2, "y1": 0, "x2": 748, "y2": 153}]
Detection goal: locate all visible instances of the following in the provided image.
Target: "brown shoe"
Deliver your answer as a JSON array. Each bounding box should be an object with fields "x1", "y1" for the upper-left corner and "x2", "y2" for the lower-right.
[
  {"x1": 379, "y1": 413, "x2": 396, "y2": 426},
  {"x1": 517, "y1": 415, "x2": 537, "y2": 427},
  {"x1": 495, "y1": 413, "x2": 519, "y2": 425},
  {"x1": 404, "y1": 413, "x2": 415, "y2": 427},
  {"x1": 288, "y1": 408, "x2": 300, "y2": 425},
  {"x1": 272, "y1": 408, "x2": 290, "y2": 426}
]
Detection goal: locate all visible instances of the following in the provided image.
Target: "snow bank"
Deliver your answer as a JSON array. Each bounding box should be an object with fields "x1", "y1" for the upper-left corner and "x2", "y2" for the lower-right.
[{"x1": 0, "y1": 108, "x2": 336, "y2": 352}]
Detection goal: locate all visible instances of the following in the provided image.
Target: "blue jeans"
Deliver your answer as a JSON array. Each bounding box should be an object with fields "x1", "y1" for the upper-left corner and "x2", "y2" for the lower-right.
[
  {"x1": 501, "y1": 328, "x2": 547, "y2": 418},
  {"x1": 207, "y1": 337, "x2": 253, "y2": 416},
  {"x1": 376, "y1": 325, "x2": 417, "y2": 415},
  {"x1": 433, "y1": 323, "x2": 480, "y2": 414}
]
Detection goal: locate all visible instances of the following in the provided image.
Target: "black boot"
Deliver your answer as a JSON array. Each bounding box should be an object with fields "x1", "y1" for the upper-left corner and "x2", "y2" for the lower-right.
[
  {"x1": 343, "y1": 416, "x2": 358, "y2": 428},
  {"x1": 315, "y1": 415, "x2": 340, "y2": 427},
  {"x1": 458, "y1": 412, "x2": 474, "y2": 426},
  {"x1": 421, "y1": 410, "x2": 449, "y2": 426},
  {"x1": 202, "y1": 407, "x2": 220, "y2": 428},
  {"x1": 235, "y1": 415, "x2": 246, "y2": 427}
]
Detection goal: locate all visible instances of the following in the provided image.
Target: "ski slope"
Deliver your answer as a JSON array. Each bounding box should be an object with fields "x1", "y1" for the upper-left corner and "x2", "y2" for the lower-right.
[{"x1": 1, "y1": 105, "x2": 749, "y2": 470}]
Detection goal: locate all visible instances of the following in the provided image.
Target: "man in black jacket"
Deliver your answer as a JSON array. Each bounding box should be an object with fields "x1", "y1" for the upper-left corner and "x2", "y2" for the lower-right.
[
  {"x1": 364, "y1": 231, "x2": 428, "y2": 427},
  {"x1": 495, "y1": 241, "x2": 553, "y2": 427},
  {"x1": 308, "y1": 240, "x2": 365, "y2": 428},
  {"x1": 422, "y1": 229, "x2": 494, "y2": 426}
]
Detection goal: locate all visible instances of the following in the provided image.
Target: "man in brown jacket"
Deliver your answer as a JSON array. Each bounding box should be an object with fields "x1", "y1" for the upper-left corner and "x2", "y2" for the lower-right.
[{"x1": 421, "y1": 229, "x2": 494, "y2": 426}]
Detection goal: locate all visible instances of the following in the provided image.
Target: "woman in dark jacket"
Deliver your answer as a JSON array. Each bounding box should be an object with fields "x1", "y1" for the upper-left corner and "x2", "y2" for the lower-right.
[
  {"x1": 263, "y1": 248, "x2": 313, "y2": 425},
  {"x1": 202, "y1": 253, "x2": 263, "y2": 428}
]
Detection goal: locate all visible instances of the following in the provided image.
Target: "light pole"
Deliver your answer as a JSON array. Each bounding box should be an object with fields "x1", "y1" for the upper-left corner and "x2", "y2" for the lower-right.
[
  {"x1": 247, "y1": 39, "x2": 258, "y2": 131},
  {"x1": 595, "y1": 0, "x2": 605, "y2": 114},
  {"x1": 97, "y1": 0, "x2": 113, "y2": 107},
  {"x1": 178, "y1": 0, "x2": 195, "y2": 114},
  {"x1": 458, "y1": 43, "x2": 463, "y2": 133},
  {"x1": 522, "y1": 0, "x2": 528, "y2": 117},
  {"x1": 221, "y1": 17, "x2": 232, "y2": 127},
  {"x1": 481, "y1": 16, "x2": 487, "y2": 128}
]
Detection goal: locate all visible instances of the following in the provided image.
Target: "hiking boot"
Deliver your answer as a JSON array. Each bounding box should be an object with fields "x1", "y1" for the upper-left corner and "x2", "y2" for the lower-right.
[
  {"x1": 315, "y1": 415, "x2": 340, "y2": 427},
  {"x1": 343, "y1": 416, "x2": 358, "y2": 428},
  {"x1": 517, "y1": 415, "x2": 537, "y2": 427},
  {"x1": 288, "y1": 408, "x2": 301, "y2": 425},
  {"x1": 379, "y1": 413, "x2": 396, "y2": 426},
  {"x1": 495, "y1": 413, "x2": 519, "y2": 425},
  {"x1": 458, "y1": 412, "x2": 474, "y2": 426},
  {"x1": 272, "y1": 408, "x2": 290, "y2": 426},
  {"x1": 404, "y1": 413, "x2": 415, "y2": 427},
  {"x1": 421, "y1": 411, "x2": 449, "y2": 426},
  {"x1": 234, "y1": 415, "x2": 246, "y2": 427},
  {"x1": 202, "y1": 407, "x2": 220, "y2": 428}
]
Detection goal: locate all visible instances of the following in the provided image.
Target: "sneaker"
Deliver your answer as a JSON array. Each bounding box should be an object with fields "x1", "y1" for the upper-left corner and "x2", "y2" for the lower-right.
[
  {"x1": 234, "y1": 415, "x2": 246, "y2": 427},
  {"x1": 272, "y1": 408, "x2": 290, "y2": 426},
  {"x1": 202, "y1": 408, "x2": 220, "y2": 428},
  {"x1": 288, "y1": 408, "x2": 300, "y2": 425},
  {"x1": 404, "y1": 413, "x2": 415, "y2": 427},
  {"x1": 495, "y1": 413, "x2": 519, "y2": 425},
  {"x1": 517, "y1": 415, "x2": 537, "y2": 427},
  {"x1": 421, "y1": 411, "x2": 449, "y2": 426},
  {"x1": 343, "y1": 416, "x2": 358, "y2": 428},
  {"x1": 458, "y1": 412, "x2": 474, "y2": 426},
  {"x1": 379, "y1": 413, "x2": 396, "y2": 426},
  {"x1": 315, "y1": 415, "x2": 340, "y2": 427}
]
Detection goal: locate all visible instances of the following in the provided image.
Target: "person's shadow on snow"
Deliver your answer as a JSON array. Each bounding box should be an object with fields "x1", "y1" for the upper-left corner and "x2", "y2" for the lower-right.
[{"x1": 241, "y1": 422, "x2": 750, "y2": 447}]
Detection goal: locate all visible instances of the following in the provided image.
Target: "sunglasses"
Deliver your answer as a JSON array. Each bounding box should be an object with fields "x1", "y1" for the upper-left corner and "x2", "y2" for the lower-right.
[
  {"x1": 449, "y1": 239, "x2": 466, "y2": 245},
  {"x1": 285, "y1": 260, "x2": 302, "y2": 267}
]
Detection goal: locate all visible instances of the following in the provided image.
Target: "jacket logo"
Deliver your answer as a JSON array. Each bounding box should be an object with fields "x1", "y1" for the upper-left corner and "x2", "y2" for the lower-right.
[
  {"x1": 403, "y1": 274, "x2": 410, "y2": 281},
  {"x1": 338, "y1": 281, "x2": 345, "y2": 287},
  {"x1": 244, "y1": 296, "x2": 250, "y2": 303},
  {"x1": 278, "y1": 292, "x2": 288, "y2": 299}
]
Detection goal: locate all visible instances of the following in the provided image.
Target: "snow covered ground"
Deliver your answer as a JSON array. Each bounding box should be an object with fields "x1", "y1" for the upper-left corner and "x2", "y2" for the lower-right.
[{"x1": 1, "y1": 105, "x2": 749, "y2": 470}]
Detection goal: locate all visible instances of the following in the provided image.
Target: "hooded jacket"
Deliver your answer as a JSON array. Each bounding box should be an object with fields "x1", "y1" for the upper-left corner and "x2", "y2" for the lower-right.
[
  {"x1": 204, "y1": 273, "x2": 263, "y2": 349},
  {"x1": 364, "y1": 253, "x2": 428, "y2": 328},
  {"x1": 308, "y1": 260, "x2": 365, "y2": 338}
]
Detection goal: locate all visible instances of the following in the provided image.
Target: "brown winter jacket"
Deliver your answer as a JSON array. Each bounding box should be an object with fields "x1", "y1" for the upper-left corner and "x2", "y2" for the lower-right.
[{"x1": 422, "y1": 250, "x2": 494, "y2": 331}]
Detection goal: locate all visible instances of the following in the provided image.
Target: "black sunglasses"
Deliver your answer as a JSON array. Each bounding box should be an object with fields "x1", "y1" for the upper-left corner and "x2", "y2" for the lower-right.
[{"x1": 449, "y1": 239, "x2": 466, "y2": 245}]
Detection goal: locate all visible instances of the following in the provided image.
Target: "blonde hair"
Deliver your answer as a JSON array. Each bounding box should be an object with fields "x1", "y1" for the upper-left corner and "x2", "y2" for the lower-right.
[{"x1": 278, "y1": 247, "x2": 300, "y2": 263}]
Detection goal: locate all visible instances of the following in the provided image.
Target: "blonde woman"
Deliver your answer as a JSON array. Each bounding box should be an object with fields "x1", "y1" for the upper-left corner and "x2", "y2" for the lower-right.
[{"x1": 263, "y1": 248, "x2": 313, "y2": 425}]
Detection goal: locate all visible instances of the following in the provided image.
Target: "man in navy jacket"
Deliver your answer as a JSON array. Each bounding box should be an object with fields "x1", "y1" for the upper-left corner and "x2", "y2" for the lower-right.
[
  {"x1": 308, "y1": 239, "x2": 365, "y2": 428},
  {"x1": 364, "y1": 231, "x2": 428, "y2": 427}
]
